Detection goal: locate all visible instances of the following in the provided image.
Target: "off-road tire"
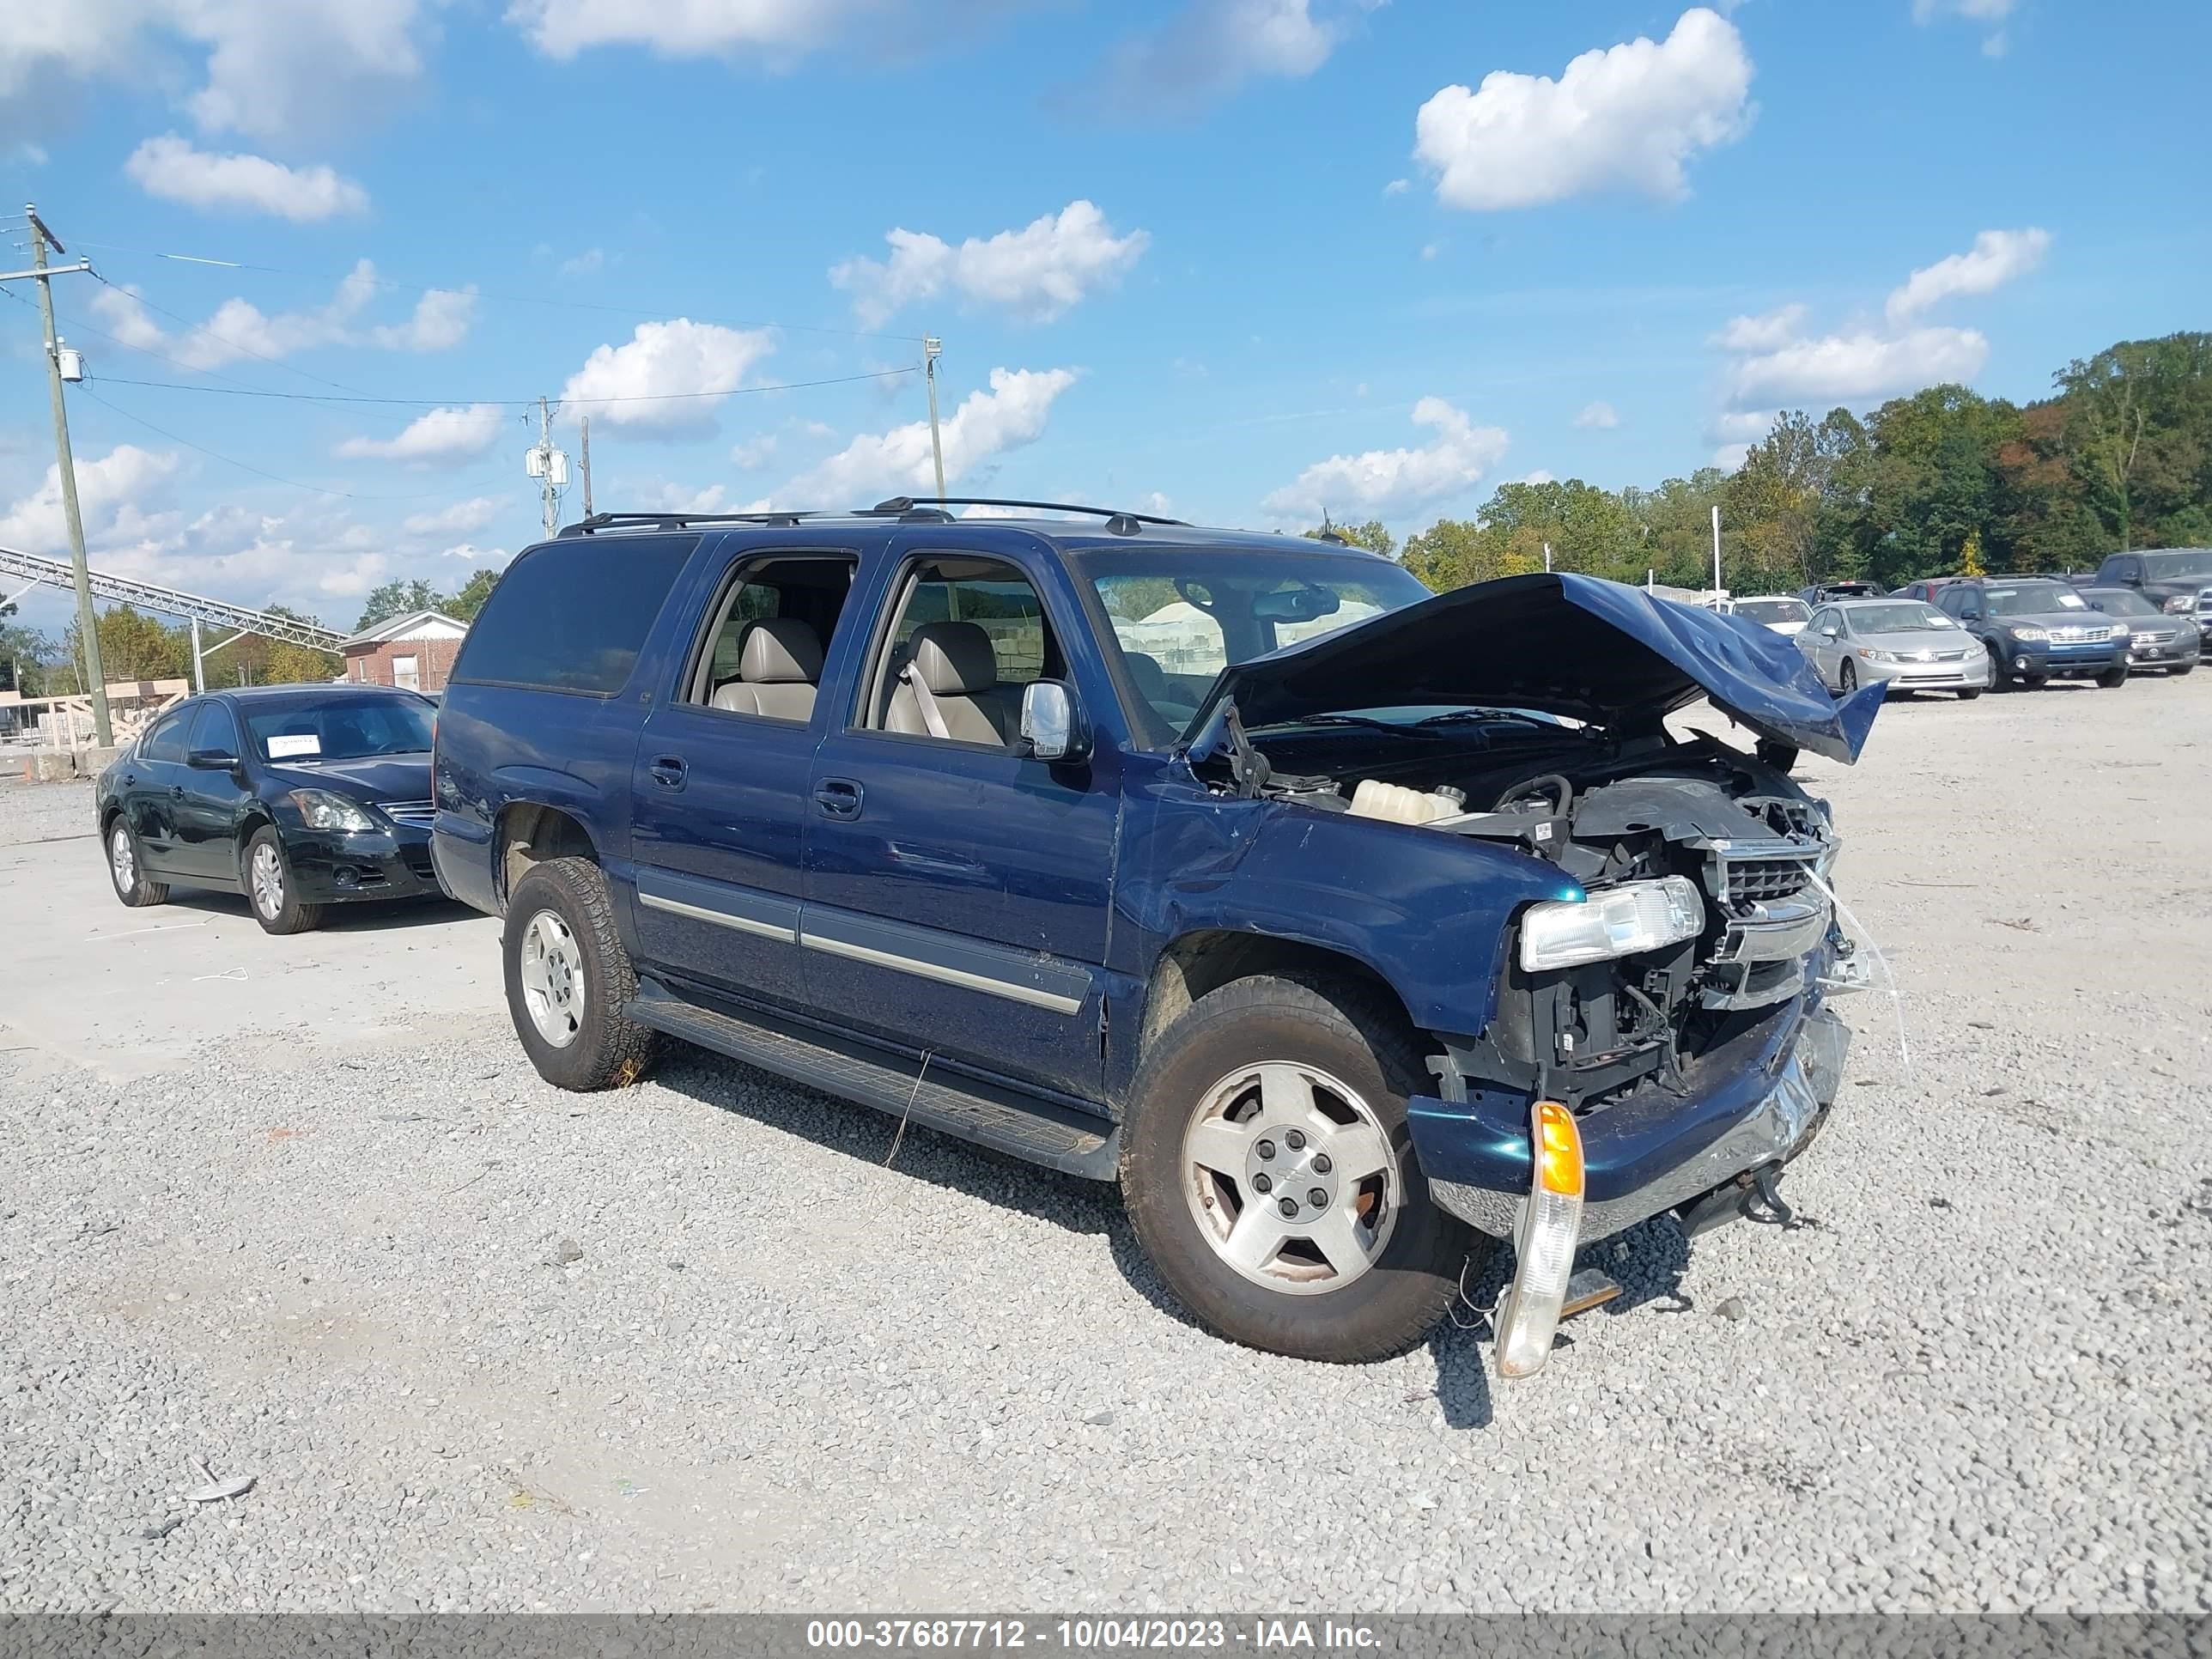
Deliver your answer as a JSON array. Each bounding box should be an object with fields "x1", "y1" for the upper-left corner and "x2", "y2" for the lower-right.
[
  {"x1": 1120, "y1": 973, "x2": 1481, "y2": 1364},
  {"x1": 105, "y1": 817, "x2": 167, "y2": 908},
  {"x1": 244, "y1": 825, "x2": 323, "y2": 934},
  {"x1": 504, "y1": 856, "x2": 659, "y2": 1092}
]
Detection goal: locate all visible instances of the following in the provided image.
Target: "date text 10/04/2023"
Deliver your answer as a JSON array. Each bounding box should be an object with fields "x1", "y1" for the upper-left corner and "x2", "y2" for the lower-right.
[{"x1": 805, "y1": 1620, "x2": 1382, "y2": 1651}]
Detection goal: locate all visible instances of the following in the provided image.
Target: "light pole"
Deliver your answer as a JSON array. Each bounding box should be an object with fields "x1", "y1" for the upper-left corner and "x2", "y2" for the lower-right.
[{"x1": 923, "y1": 336, "x2": 946, "y2": 502}]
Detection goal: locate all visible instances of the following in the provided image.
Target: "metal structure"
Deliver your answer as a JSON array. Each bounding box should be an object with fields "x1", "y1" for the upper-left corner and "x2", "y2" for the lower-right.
[{"x1": 0, "y1": 542, "x2": 346, "y2": 694}]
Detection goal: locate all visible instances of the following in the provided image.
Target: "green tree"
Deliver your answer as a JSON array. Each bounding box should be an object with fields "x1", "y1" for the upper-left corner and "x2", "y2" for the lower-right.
[
  {"x1": 355, "y1": 579, "x2": 440, "y2": 633},
  {"x1": 2051, "y1": 332, "x2": 2212, "y2": 551},
  {"x1": 1302, "y1": 520, "x2": 1395, "y2": 556},
  {"x1": 0, "y1": 625, "x2": 55, "y2": 696},
  {"x1": 446, "y1": 567, "x2": 501, "y2": 623},
  {"x1": 67, "y1": 606, "x2": 190, "y2": 684}
]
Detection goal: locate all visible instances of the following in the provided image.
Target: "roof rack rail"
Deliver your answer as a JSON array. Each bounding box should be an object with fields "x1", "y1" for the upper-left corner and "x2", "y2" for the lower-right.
[
  {"x1": 865, "y1": 496, "x2": 1187, "y2": 537},
  {"x1": 559, "y1": 510, "x2": 814, "y2": 538}
]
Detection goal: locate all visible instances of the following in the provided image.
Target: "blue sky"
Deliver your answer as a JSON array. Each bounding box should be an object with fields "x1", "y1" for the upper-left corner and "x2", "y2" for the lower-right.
[{"x1": 0, "y1": 0, "x2": 2204, "y2": 634}]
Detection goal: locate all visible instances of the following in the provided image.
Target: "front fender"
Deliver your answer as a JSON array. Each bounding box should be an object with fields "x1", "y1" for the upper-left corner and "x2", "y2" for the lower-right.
[{"x1": 1121, "y1": 786, "x2": 1577, "y2": 1036}]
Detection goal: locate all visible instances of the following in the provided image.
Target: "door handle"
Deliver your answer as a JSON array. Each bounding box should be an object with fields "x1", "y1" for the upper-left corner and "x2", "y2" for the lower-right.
[
  {"x1": 649, "y1": 756, "x2": 688, "y2": 789},
  {"x1": 170, "y1": 785, "x2": 185, "y2": 799},
  {"x1": 812, "y1": 778, "x2": 864, "y2": 819},
  {"x1": 123, "y1": 774, "x2": 137, "y2": 787}
]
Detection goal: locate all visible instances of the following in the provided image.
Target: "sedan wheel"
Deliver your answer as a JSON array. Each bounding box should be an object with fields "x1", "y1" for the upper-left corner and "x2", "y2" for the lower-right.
[
  {"x1": 1838, "y1": 659, "x2": 1858, "y2": 693},
  {"x1": 106, "y1": 821, "x2": 167, "y2": 908},
  {"x1": 244, "y1": 826, "x2": 324, "y2": 934}
]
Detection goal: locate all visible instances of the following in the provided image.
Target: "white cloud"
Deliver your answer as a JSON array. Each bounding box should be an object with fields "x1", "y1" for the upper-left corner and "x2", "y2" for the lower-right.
[
  {"x1": 1098, "y1": 0, "x2": 1369, "y2": 112},
  {"x1": 1419, "y1": 242, "x2": 1438, "y2": 261},
  {"x1": 1574, "y1": 400, "x2": 1620, "y2": 430},
  {"x1": 1729, "y1": 327, "x2": 1989, "y2": 405},
  {"x1": 124, "y1": 134, "x2": 368, "y2": 220},
  {"x1": 87, "y1": 261, "x2": 474, "y2": 371},
  {"x1": 402, "y1": 496, "x2": 502, "y2": 537},
  {"x1": 1711, "y1": 443, "x2": 1752, "y2": 471},
  {"x1": 1708, "y1": 304, "x2": 1807, "y2": 352},
  {"x1": 831, "y1": 201, "x2": 1149, "y2": 326},
  {"x1": 558, "y1": 319, "x2": 776, "y2": 432},
  {"x1": 1138, "y1": 490, "x2": 1175, "y2": 517},
  {"x1": 1911, "y1": 0, "x2": 2014, "y2": 52},
  {"x1": 507, "y1": 0, "x2": 867, "y2": 58},
  {"x1": 645, "y1": 483, "x2": 730, "y2": 514},
  {"x1": 768, "y1": 368, "x2": 1079, "y2": 506},
  {"x1": 1415, "y1": 7, "x2": 1753, "y2": 210},
  {"x1": 558, "y1": 247, "x2": 605, "y2": 276},
  {"x1": 1517, "y1": 469, "x2": 1556, "y2": 486},
  {"x1": 0, "y1": 445, "x2": 183, "y2": 553},
  {"x1": 1885, "y1": 228, "x2": 2051, "y2": 324},
  {"x1": 1382, "y1": 177, "x2": 1409, "y2": 197},
  {"x1": 730, "y1": 434, "x2": 780, "y2": 470},
  {"x1": 335, "y1": 404, "x2": 506, "y2": 464},
  {"x1": 440, "y1": 543, "x2": 508, "y2": 563},
  {"x1": 1261, "y1": 398, "x2": 1510, "y2": 520},
  {"x1": 0, "y1": 1, "x2": 432, "y2": 146},
  {"x1": 1712, "y1": 410, "x2": 1777, "y2": 443}
]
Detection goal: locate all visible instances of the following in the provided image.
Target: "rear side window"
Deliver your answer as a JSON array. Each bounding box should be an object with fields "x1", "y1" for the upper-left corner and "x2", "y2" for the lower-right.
[{"x1": 453, "y1": 534, "x2": 699, "y2": 695}]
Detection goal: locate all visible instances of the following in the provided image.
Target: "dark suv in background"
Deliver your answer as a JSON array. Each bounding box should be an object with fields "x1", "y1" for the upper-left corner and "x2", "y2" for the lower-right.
[
  {"x1": 432, "y1": 501, "x2": 1878, "y2": 1374},
  {"x1": 2093, "y1": 547, "x2": 2212, "y2": 634},
  {"x1": 1935, "y1": 577, "x2": 2130, "y2": 690}
]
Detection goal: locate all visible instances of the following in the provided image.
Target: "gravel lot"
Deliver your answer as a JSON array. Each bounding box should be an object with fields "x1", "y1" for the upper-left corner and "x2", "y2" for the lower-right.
[{"x1": 3, "y1": 679, "x2": 2209, "y2": 1614}]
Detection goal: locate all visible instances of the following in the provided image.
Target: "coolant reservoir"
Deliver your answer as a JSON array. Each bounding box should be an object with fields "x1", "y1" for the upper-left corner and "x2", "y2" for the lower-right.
[{"x1": 1348, "y1": 779, "x2": 1465, "y2": 824}]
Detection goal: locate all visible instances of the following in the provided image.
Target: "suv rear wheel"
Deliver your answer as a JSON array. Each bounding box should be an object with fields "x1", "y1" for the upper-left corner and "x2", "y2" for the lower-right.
[
  {"x1": 1121, "y1": 974, "x2": 1480, "y2": 1364},
  {"x1": 504, "y1": 857, "x2": 658, "y2": 1091}
]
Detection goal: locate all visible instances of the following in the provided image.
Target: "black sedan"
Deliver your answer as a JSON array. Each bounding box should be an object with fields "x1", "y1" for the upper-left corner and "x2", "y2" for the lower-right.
[{"x1": 96, "y1": 684, "x2": 442, "y2": 934}]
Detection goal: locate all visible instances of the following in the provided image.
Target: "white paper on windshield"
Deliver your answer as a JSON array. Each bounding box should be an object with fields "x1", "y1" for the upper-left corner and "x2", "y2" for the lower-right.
[{"x1": 266, "y1": 733, "x2": 321, "y2": 758}]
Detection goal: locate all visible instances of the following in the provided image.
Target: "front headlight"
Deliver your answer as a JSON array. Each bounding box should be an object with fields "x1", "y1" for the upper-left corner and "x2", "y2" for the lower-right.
[
  {"x1": 1519, "y1": 876, "x2": 1705, "y2": 972},
  {"x1": 2106, "y1": 624, "x2": 2130, "y2": 641},
  {"x1": 1858, "y1": 647, "x2": 1898, "y2": 663},
  {"x1": 2008, "y1": 626, "x2": 2047, "y2": 643},
  {"x1": 2164, "y1": 595, "x2": 2193, "y2": 614},
  {"x1": 287, "y1": 789, "x2": 377, "y2": 833}
]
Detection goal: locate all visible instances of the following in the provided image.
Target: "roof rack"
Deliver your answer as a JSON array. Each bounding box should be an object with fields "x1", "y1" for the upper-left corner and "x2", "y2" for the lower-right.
[
  {"x1": 559, "y1": 510, "x2": 816, "y2": 538},
  {"x1": 865, "y1": 496, "x2": 1187, "y2": 537}
]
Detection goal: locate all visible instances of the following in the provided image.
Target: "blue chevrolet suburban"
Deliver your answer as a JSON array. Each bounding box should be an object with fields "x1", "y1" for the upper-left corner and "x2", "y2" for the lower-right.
[{"x1": 432, "y1": 501, "x2": 1881, "y2": 1372}]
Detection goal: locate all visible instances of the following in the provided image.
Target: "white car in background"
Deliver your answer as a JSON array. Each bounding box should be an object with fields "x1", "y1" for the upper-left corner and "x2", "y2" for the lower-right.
[{"x1": 1729, "y1": 596, "x2": 1813, "y2": 637}]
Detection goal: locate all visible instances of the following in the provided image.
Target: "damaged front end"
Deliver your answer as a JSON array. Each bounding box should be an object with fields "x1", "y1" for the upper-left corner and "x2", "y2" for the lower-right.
[{"x1": 1178, "y1": 572, "x2": 1881, "y2": 1376}]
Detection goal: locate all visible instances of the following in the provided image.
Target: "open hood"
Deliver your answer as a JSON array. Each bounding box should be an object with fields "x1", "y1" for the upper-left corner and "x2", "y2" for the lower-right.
[{"x1": 1188, "y1": 571, "x2": 1882, "y2": 765}]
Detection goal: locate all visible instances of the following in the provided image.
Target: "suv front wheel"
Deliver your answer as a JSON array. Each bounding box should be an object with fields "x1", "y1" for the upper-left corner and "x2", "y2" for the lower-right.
[
  {"x1": 1121, "y1": 975, "x2": 1480, "y2": 1364},
  {"x1": 503, "y1": 857, "x2": 659, "y2": 1091}
]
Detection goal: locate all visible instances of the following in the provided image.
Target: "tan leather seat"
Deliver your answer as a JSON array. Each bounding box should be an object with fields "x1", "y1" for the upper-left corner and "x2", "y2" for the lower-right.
[
  {"x1": 710, "y1": 617, "x2": 823, "y2": 720},
  {"x1": 885, "y1": 620, "x2": 1010, "y2": 744}
]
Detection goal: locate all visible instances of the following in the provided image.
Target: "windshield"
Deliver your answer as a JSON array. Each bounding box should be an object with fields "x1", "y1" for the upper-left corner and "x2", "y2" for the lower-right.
[
  {"x1": 1844, "y1": 602, "x2": 1953, "y2": 634},
  {"x1": 2089, "y1": 589, "x2": 2160, "y2": 617},
  {"x1": 1984, "y1": 583, "x2": 2087, "y2": 617},
  {"x1": 1735, "y1": 599, "x2": 1809, "y2": 623},
  {"x1": 245, "y1": 695, "x2": 434, "y2": 762},
  {"x1": 2142, "y1": 550, "x2": 2212, "y2": 580},
  {"x1": 1085, "y1": 549, "x2": 1431, "y2": 737}
]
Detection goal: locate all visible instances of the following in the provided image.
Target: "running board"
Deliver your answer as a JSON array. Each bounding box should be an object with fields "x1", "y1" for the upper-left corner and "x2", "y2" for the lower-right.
[{"x1": 626, "y1": 978, "x2": 1121, "y2": 1181}]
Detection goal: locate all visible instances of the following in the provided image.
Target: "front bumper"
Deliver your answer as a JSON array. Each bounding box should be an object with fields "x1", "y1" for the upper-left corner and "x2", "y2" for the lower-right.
[
  {"x1": 2004, "y1": 640, "x2": 2126, "y2": 679},
  {"x1": 1862, "y1": 653, "x2": 1990, "y2": 691},
  {"x1": 285, "y1": 825, "x2": 443, "y2": 904},
  {"x1": 2126, "y1": 633, "x2": 2200, "y2": 669},
  {"x1": 1409, "y1": 997, "x2": 1850, "y2": 1243}
]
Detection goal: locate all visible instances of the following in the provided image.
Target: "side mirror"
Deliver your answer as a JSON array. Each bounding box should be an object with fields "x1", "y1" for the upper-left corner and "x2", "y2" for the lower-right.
[
  {"x1": 1019, "y1": 679, "x2": 1091, "y2": 763},
  {"x1": 186, "y1": 748, "x2": 240, "y2": 771}
]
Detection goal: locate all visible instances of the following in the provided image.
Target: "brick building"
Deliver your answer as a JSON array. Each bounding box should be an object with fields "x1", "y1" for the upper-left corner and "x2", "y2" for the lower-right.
[{"x1": 341, "y1": 610, "x2": 469, "y2": 693}]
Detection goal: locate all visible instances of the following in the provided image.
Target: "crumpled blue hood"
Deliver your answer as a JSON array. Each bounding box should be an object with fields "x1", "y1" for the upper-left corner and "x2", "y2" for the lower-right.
[{"x1": 1192, "y1": 571, "x2": 1883, "y2": 764}]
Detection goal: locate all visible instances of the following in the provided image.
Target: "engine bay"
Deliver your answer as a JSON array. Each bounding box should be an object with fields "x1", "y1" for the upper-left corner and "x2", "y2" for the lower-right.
[{"x1": 1217, "y1": 714, "x2": 1844, "y2": 1110}]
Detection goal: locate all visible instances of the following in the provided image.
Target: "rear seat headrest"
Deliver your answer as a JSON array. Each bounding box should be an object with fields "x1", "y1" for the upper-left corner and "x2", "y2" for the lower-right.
[
  {"x1": 906, "y1": 620, "x2": 997, "y2": 696},
  {"x1": 739, "y1": 617, "x2": 823, "y2": 684}
]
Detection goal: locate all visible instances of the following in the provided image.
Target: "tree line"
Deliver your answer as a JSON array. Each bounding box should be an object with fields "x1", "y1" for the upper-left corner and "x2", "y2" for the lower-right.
[
  {"x1": 1316, "y1": 331, "x2": 2210, "y2": 599},
  {"x1": 0, "y1": 566, "x2": 501, "y2": 699}
]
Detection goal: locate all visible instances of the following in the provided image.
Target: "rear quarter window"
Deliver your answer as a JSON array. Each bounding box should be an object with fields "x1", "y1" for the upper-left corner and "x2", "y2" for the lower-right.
[{"x1": 453, "y1": 534, "x2": 700, "y2": 695}]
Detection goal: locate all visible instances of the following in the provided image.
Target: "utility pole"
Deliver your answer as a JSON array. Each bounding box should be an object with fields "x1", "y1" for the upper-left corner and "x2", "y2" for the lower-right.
[
  {"x1": 2, "y1": 205, "x2": 109, "y2": 744},
  {"x1": 1710, "y1": 504, "x2": 1723, "y2": 599},
  {"x1": 525, "y1": 397, "x2": 568, "y2": 538},
  {"x1": 579, "y1": 416, "x2": 593, "y2": 520},
  {"x1": 922, "y1": 335, "x2": 946, "y2": 502}
]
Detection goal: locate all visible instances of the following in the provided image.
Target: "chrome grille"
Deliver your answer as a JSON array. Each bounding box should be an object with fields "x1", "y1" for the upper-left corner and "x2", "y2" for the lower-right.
[{"x1": 380, "y1": 799, "x2": 434, "y2": 829}]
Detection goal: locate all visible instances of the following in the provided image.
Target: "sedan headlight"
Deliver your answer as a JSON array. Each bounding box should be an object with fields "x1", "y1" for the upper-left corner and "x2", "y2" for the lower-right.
[
  {"x1": 2008, "y1": 626, "x2": 2048, "y2": 643},
  {"x1": 1519, "y1": 876, "x2": 1705, "y2": 972},
  {"x1": 287, "y1": 789, "x2": 377, "y2": 833},
  {"x1": 2164, "y1": 595, "x2": 2193, "y2": 614},
  {"x1": 1857, "y1": 647, "x2": 1899, "y2": 663}
]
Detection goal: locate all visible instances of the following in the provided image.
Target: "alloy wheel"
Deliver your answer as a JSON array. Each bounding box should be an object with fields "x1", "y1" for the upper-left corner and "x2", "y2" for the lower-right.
[
  {"x1": 251, "y1": 842, "x2": 284, "y2": 918},
  {"x1": 110, "y1": 825, "x2": 134, "y2": 893},
  {"x1": 518, "y1": 908, "x2": 587, "y2": 1048},
  {"x1": 1181, "y1": 1061, "x2": 1401, "y2": 1296}
]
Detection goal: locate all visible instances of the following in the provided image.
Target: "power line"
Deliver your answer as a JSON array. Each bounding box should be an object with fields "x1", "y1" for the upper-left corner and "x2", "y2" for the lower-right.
[
  {"x1": 88, "y1": 269, "x2": 378, "y2": 398},
  {"x1": 87, "y1": 364, "x2": 922, "y2": 410},
  {"x1": 69, "y1": 238, "x2": 927, "y2": 344},
  {"x1": 73, "y1": 386, "x2": 446, "y2": 502}
]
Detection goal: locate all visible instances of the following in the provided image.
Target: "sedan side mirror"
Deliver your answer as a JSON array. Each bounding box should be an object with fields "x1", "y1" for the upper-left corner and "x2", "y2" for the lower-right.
[
  {"x1": 1019, "y1": 679, "x2": 1091, "y2": 763},
  {"x1": 186, "y1": 748, "x2": 240, "y2": 771}
]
